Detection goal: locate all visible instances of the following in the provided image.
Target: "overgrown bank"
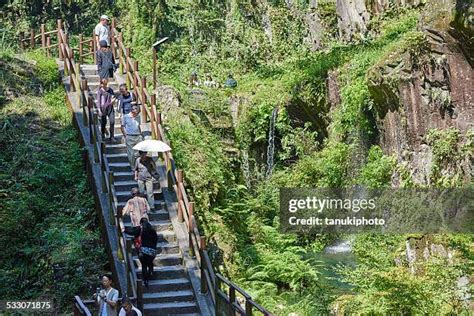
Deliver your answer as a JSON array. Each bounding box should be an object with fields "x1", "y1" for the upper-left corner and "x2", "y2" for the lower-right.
[{"x1": 0, "y1": 50, "x2": 105, "y2": 310}]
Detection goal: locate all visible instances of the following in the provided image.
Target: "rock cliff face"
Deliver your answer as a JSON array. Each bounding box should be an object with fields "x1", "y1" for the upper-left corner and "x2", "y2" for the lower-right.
[
  {"x1": 336, "y1": 0, "x2": 371, "y2": 41},
  {"x1": 367, "y1": 0, "x2": 473, "y2": 184}
]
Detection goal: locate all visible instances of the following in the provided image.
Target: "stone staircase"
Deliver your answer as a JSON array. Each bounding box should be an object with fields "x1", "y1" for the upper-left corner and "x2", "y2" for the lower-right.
[{"x1": 81, "y1": 64, "x2": 200, "y2": 316}]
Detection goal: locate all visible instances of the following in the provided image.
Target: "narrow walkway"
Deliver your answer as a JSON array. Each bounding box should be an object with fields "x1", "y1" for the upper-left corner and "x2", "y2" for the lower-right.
[{"x1": 81, "y1": 64, "x2": 201, "y2": 315}]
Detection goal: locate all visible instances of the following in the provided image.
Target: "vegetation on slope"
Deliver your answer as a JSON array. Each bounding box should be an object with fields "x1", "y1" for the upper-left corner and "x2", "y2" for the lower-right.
[{"x1": 0, "y1": 49, "x2": 106, "y2": 310}]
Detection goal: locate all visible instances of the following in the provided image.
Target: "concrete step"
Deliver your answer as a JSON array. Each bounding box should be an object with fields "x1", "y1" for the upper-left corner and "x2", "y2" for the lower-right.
[
  {"x1": 156, "y1": 241, "x2": 180, "y2": 255},
  {"x1": 143, "y1": 290, "x2": 195, "y2": 304},
  {"x1": 145, "y1": 278, "x2": 192, "y2": 292},
  {"x1": 124, "y1": 219, "x2": 171, "y2": 232},
  {"x1": 143, "y1": 301, "x2": 198, "y2": 315},
  {"x1": 136, "y1": 265, "x2": 187, "y2": 280},
  {"x1": 117, "y1": 199, "x2": 165, "y2": 212},
  {"x1": 109, "y1": 162, "x2": 133, "y2": 172},
  {"x1": 157, "y1": 230, "x2": 176, "y2": 243},
  {"x1": 122, "y1": 210, "x2": 169, "y2": 222},
  {"x1": 115, "y1": 189, "x2": 162, "y2": 203},
  {"x1": 80, "y1": 65, "x2": 98, "y2": 76},
  {"x1": 131, "y1": 241, "x2": 180, "y2": 256},
  {"x1": 81, "y1": 74, "x2": 101, "y2": 83},
  {"x1": 114, "y1": 179, "x2": 161, "y2": 192},
  {"x1": 106, "y1": 152, "x2": 128, "y2": 163},
  {"x1": 112, "y1": 171, "x2": 134, "y2": 182},
  {"x1": 133, "y1": 253, "x2": 183, "y2": 267},
  {"x1": 106, "y1": 143, "x2": 127, "y2": 154},
  {"x1": 125, "y1": 230, "x2": 177, "y2": 244}
]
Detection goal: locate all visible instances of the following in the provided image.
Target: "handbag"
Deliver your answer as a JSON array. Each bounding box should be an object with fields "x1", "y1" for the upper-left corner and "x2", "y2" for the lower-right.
[
  {"x1": 140, "y1": 247, "x2": 157, "y2": 257},
  {"x1": 134, "y1": 227, "x2": 142, "y2": 251}
]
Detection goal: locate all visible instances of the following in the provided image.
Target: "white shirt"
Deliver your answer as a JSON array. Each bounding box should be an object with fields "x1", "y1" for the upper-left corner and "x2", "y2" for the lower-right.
[
  {"x1": 118, "y1": 306, "x2": 142, "y2": 316},
  {"x1": 121, "y1": 113, "x2": 141, "y2": 136},
  {"x1": 95, "y1": 23, "x2": 110, "y2": 45}
]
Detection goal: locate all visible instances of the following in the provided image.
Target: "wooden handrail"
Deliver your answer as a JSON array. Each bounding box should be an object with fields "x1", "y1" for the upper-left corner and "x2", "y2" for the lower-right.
[{"x1": 20, "y1": 18, "x2": 272, "y2": 316}]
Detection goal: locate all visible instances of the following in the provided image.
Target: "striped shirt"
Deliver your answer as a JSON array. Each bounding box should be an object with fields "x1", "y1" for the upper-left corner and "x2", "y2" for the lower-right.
[{"x1": 122, "y1": 196, "x2": 149, "y2": 226}]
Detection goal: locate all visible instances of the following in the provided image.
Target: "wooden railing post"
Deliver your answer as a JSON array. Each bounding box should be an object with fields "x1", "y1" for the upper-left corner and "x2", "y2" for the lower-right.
[
  {"x1": 137, "y1": 279, "x2": 143, "y2": 312},
  {"x1": 109, "y1": 192, "x2": 115, "y2": 227},
  {"x1": 189, "y1": 203, "x2": 195, "y2": 257},
  {"x1": 92, "y1": 113, "x2": 100, "y2": 163},
  {"x1": 75, "y1": 63, "x2": 81, "y2": 105},
  {"x1": 57, "y1": 19, "x2": 63, "y2": 60},
  {"x1": 46, "y1": 36, "x2": 51, "y2": 57},
  {"x1": 118, "y1": 33, "x2": 124, "y2": 73},
  {"x1": 177, "y1": 170, "x2": 184, "y2": 222},
  {"x1": 64, "y1": 55, "x2": 68, "y2": 76},
  {"x1": 150, "y1": 94, "x2": 157, "y2": 139},
  {"x1": 140, "y1": 77, "x2": 148, "y2": 123},
  {"x1": 101, "y1": 142, "x2": 108, "y2": 193},
  {"x1": 156, "y1": 111, "x2": 162, "y2": 125},
  {"x1": 40, "y1": 24, "x2": 46, "y2": 48},
  {"x1": 229, "y1": 286, "x2": 236, "y2": 316},
  {"x1": 215, "y1": 277, "x2": 221, "y2": 315},
  {"x1": 245, "y1": 300, "x2": 253, "y2": 316},
  {"x1": 153, "y1": 46, "x2": 157, "y2": 90},
  {"x1": 88, "y1": 98, "x2": 94, "y2": 144},
  {"x1": 125, "y1": 48, "x2": 131, "y2": 87},
  {"x1": 81, "y1": 80, "x2": 87, "y2": 126},
  {"x1": 156, "y1": 111, "x2": 162, "y2": 140},
  {"x1": 79, "y1": 34, "x2": 83, "y2": 64},
  {"x1": 30, "y1": 29, "x2": 35, "y2": 49},
  {"x1": 200, "y1": 237, "x2": 208, "y2": 294},
  {"x1": 125, "y1": 238, "x2": 133, "y2": 294},
  {"x1": 133, "y1": 61, "x2": 139, "y2": 98}
]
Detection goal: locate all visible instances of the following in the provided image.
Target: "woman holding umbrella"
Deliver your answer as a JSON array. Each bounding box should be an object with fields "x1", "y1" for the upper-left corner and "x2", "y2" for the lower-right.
[
  {"x1": 135, "y1": 151, "x2": 159, "y2": 210},
  {"x1": 132, "y1": 139, "x2": 172, "y2": 209}
]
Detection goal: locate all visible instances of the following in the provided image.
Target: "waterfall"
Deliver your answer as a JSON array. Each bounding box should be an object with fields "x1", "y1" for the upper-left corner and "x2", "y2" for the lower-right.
[
  {"x1": 242, "y1": 150, "x2": 251, "y2": 189},
  {"x1": 266, "y1": 107, "x2": 278, "y2": 178},
  {"x1": 324, "y1": 240, "x2": 353, "y2": 254}
]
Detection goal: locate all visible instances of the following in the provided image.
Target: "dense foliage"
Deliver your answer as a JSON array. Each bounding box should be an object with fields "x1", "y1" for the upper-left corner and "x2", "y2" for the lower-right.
[
  {"x1": 1, "y1": 0, "x2": 472, "y2": 314},
  {"x1": 0, "y1": 50, "x2": 106, "y2": 310}
]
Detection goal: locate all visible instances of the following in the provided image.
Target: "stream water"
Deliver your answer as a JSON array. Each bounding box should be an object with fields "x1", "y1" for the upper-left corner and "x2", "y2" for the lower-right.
[
  {"x1": 266, "y1": 107, "x2": 278, "y2": 178},
  {"x1": 308, "y1": 239, "x2": 356, "y2": 294}
]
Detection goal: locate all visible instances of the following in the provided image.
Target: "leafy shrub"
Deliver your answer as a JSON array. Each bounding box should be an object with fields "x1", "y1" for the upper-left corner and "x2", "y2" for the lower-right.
[{"x1": 358, "y1": 146, "x2": 396, "y2": 187}]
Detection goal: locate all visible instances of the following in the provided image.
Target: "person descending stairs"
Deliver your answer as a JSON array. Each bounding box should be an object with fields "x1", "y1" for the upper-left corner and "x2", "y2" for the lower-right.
[{"x1": 81, "y1": 63, "x2": 201, "y2": 315}]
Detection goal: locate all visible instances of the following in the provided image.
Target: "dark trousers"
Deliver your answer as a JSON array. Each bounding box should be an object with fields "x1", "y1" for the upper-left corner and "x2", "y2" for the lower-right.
[
  {"x1": 100, "y1": 109, "x2": 115, "y2": 138},
  {"x1": 140, "y1": 254, "x2": 154, "y2": 282}
]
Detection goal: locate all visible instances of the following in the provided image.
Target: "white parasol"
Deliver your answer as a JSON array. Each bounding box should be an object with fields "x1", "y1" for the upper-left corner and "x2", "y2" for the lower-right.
[{"x1": 133, "y1": 139, "x2": 171, "y2": 153}]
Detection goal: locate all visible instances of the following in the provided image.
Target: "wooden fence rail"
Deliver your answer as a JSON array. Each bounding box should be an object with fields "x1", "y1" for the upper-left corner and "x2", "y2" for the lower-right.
[{"x1": 20, "y1": 19, "x2": 272, "y2": 316}]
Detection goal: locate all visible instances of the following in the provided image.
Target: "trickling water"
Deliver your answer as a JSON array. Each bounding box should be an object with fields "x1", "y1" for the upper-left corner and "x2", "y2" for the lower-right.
[
  {"x1": 266, "y1": 107, "x2": 278, "y2": 178},
  {"x1": 242, "y1": 150, "x2": 251, "y2": 189}
]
